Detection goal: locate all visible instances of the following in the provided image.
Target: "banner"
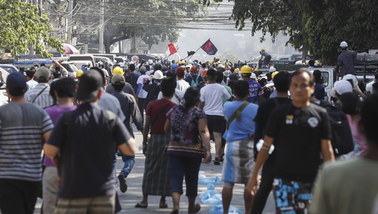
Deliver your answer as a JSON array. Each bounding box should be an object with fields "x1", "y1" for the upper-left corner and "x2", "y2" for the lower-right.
[
  {"x1": 200, "y1": 39, "x2": 218, "y2": 55},
  {"x1": 168, "y1": 43, "x2": 177, "y2": 56}
]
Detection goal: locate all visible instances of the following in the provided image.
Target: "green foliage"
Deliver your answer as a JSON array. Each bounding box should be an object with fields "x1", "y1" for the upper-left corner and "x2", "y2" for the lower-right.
[
  {"x1": 74, "y1": 0, "x2": 201, "y2": 53},
  {"x1": 231, "y1": 0, "x2": 378, "y2": 64},
  {"x1": 0, "y1": 0, "x2": 63, "y2": 58}
]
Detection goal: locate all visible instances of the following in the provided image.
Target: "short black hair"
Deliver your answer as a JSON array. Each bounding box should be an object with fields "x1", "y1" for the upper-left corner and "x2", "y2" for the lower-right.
[
  {"x1": 112, "y1": 83, "x2": 125, "y2": 92},
  {"x1": 89, "y1": 67, "x2": 106, "y2": 86},
  {"x1": 160, "y1": 76, "x2": 176, "y2": 97},
  {"x1": 207, "y1": 68, "x2": 217, "y2": 81},
  {"x1": 183, "y1": 87, "x2": 200, "y2": 109},
  {"x1": 233, "y1": 80, "x2": 250, "y2": 99},
  {"x1": 7, "y1": 87, "x2": 26, "y2": 97},
  {"x1": 313, "y1": 70, "x2": 322, "y2": 84},
  {"x1": 359, "y1": 94, "x2": 378, "y2": 145},
  {"x1": 25, "y1": 70, "x2": 35, "y2": 79},
  {"x1": 308, "y1": 60, "x2": 315, "y2": 67},
  {"x1": 129, "y1": 64, "x2": 135, "y2": 72},
  {"x1": 154, "y1": 64, "x2": 162, "y2": 71},
  {"x1": 216, "y1": 70, "x2": 223, "y2": 83},
  {"x1": 290, "y1": 68, "x2": 314, "y2": 86},
  {"x1": 54, "y1": 78, "x2": 77, "y2": 98},
  {"x1": 273, "y1": 71, "x2": 290, "y2": 92}
]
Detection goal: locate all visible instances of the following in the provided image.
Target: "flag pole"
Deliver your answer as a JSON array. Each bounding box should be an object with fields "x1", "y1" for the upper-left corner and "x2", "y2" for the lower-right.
[{"x1": 183, "y1": 47, "x2": 201, "y2": 61}]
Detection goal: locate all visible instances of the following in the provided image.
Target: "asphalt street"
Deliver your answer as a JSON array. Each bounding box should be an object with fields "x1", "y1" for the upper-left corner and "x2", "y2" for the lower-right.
[{"x1": 31, "y1": 131, "x2": 275, "y2": 214}]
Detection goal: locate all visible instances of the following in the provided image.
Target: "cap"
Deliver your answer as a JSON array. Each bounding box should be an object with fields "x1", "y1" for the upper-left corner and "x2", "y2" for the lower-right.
[
  {"x1": 340, "y1": 41, "x2": 348, "y2": 48},
  {"x1": 151, "y1": 70, "x2": 165, "y2": 80},
  {"x1": 76, "y1": 71, "x2": 103, "y2": 101},
  {"x1": 190, "y1": 66, "x2": 198, "y2": 73},
  {"x1": 35, "y1": 67, "x2": 51, "y2": 81},
  {"x1": 6, "y1": 72, "x2": 27, "y2": 91},
  {"x1": 250, "y1": 73, "x2": 257, "y2": 79},
  {"x1": 175, "y1": 67, "x2": 185, "y2": 77},
  {"x1": 111, "y1": 74, "x2": 125, "y2": 84},
  {"x1": 334, "y1": 80, "x2": 353, "y2": 95}
]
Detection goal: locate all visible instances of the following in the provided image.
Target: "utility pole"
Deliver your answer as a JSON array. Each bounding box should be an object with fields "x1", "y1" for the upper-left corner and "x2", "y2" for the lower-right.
[
  {"x1": 98, "y1": 0, "x2": 105, "y2": 53},
  {"x1": 66, "y1": 0, "x2": 74, "y2": 44}
]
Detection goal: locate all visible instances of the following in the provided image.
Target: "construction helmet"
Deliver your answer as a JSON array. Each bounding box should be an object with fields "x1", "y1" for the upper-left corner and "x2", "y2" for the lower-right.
[
  {"x1": 76, "y1": 69, "x2": 84, "y2": 77},
  {"x1": 272, "y1": 71, "x2": 279, "y2": 79},
  {"x1": 112, "y1": 66, "x2": 124, "y2": 75},
  {"x1": 240, "y1": 65, "x2": 252, "y2": 74}
]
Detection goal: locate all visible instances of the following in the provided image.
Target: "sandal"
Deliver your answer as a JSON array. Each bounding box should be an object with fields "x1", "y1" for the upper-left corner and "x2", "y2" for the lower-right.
[
  {"x1": 188, "y1": 203, "x2": 201, "y2": 213},
  {"x1": 171, "y1": 209, "x2": 179, "y2": 214},
  {"x1": 135, "y1": 202, "x2": 148, "y2": 208},
  {"x1": 159, "y1": 203, "x2": 168, "y2": 208}
]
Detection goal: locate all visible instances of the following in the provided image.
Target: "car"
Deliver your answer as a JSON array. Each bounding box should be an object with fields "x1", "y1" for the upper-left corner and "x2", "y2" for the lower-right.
[
  {"x1": 68, "y1": 54, "x2": 96, "y2": 67},
  {"x1": 0, "y1": 64, "x2": 19, "y2": 74}
]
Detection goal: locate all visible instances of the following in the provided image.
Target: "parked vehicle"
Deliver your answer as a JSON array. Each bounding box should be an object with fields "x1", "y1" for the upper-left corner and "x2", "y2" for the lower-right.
[
  {"x1": 0, "y1": 64, "x2": 19, "y2": 74},
  {"x1": 68, "y1": 54, "x2": 96, "y2": 67}
]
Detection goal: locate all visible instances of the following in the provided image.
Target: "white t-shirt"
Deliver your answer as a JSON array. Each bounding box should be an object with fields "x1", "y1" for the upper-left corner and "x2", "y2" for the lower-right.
[
  {"x1": 366, "y1": 80, "x2": 375, "y2": 94},
  {"x1": 157, "y1": 89, "x2": 184, "y2": 105},
  {"x1": 200, "y1": 83, "x2": 231, "y2": 116},
  {"x1": 136, "y1": 74, "x2": 150, "y2": 98},
  {"x1": 176, "y1": 79, "x2": 190, "y2": 92}
]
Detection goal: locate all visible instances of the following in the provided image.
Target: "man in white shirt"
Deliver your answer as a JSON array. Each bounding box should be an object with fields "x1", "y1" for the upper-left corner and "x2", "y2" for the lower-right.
[
  {"x1": 175, "y1": 67, "x2": 190, "y2": 93},
  {"x1": 199, "y1": 68, "x2": 231, "y2": 165}
]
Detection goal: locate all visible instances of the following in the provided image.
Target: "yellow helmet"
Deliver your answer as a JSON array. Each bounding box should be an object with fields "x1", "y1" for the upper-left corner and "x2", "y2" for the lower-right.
[
  {"x1": 112, "y1": 66, "x2": 124, "y2": 75},
  {"x1": 234, "y1": 68, "x2": 240, "y2": 73},
  {"x1": 272, "y1": 71, "x2": 279, "y2": 79},
  {"x1": 240, "y1": 65, "x2": 252, "y2": 74},
  {"x1": 76, "y1": 69, "x2": 84, "y2": 77}
]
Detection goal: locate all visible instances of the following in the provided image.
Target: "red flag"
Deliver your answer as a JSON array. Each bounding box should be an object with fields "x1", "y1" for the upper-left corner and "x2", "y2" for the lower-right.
[{"x1": 168, "y1": 43, "x2": 177, "y2": 56}]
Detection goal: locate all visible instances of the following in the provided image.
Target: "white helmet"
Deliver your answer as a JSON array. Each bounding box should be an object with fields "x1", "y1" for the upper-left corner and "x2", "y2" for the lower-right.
[{"x1": 340, "y1": 41, "x2": 348, "y2": 48}]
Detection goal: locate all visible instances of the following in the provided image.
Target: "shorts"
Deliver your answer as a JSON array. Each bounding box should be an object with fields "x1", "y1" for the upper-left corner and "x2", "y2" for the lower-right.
[
  {"x1": 207, "y1": 115, "x2": 226, "y2": 134},
  {"x1": 273, "y1": 178, "x2": 313, "y2": 214}
]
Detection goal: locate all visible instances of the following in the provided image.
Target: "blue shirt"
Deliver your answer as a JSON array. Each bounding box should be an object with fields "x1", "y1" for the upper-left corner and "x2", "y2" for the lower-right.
[
  {"x1": 247, "y1": 80, "x2": 262, "y2": 103},
  {"x1": 223, "y1": 101, "x2": 258, "y2": 142}
]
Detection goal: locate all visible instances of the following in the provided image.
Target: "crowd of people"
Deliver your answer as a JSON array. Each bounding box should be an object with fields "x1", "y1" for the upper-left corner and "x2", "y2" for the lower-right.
[{"x1": 0, "y1": 50, "x2": 377, "y2": 214}]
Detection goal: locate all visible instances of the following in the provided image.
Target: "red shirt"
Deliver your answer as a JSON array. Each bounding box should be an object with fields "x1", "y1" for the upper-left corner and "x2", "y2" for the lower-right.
[{"x1": 146, "y1": 98, "x2": 176, "y2": 134}]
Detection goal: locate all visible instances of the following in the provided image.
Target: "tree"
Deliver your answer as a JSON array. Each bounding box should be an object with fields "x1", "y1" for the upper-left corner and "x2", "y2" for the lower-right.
[
  {"x1": 0, "y1": 0, "x2": 63, "y2": 57},
  {"x1": 230, "y1": 0, "x2": 378, "y2": 64},
  {"x1": 73, "y1": 0, "x2": 201, "y2": 53}
]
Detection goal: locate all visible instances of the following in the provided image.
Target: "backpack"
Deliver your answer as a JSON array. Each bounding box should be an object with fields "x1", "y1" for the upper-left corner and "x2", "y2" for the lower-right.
[
  {"x1": 320, "y1": 101, "x2": 354, "y2": 156},
  {"x1": 191, "y1": 75, "x2": 200, "y2": 88}
]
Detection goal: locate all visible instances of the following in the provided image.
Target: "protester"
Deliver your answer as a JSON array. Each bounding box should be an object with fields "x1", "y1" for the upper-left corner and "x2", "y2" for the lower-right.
[
  {"x1": 175, "y1": 67, "x2": 190, "y2": 93},
  {"x1": 165, "y1": 87, "x2": 211, "y2": 214},
  {"x1": 0, "y1": 72, "x2": 53, "y2": 214},
  {"x1": 44, "y1": 71, "x2": 136, "y2": 214},
  {"x1": 313, "y1": 70, "x2": 325, "y2": 101},
  {"x1": 199, "y1": 68, "x2": 231, "y2": 165},
  {"x1": 310, "y1": 93, "x2": 378, "y2": 214},
  {"x1": 240, "y1": 65, "x2": 263, "y2": 104},
  {"x1": 125, "y1": 63, "x2": 140, "y2": 93},
  {"x1": 136, "y1": 66, "x2": 149, "y2": 121},
  {"x1": 335, "y1": 41, "x2": 357, "y2": 77},
  {"x1": 25, "y1": 67, "x2": 54, "y2": 108},
  {"x1": 222, "y1": 80, "x2": 258, "y2": 214},
  {"x1": 106, "y1": 67, "x2": 136, "y2": 98},
  {"x1": 143, "y1": 70, "x2": 165, "y2": 109},
  {"x1": 248, "y1": 68, "x2": 335, "y2": 213},
  {"x1": 109, "y1": 74, "x2": 143, "y2": 193},
  {"x1": 25, "y1": 69, "x2": 38, "y2": 90},
  {"x1": 251, "y1": 71, "x2": 291, "y2": 214},
  {"x1": 136, "y1": 76, "x2": 177, "y2": 209},
  {"x1": 42, "y1": 78, "x2": 76, "y2": 214}
]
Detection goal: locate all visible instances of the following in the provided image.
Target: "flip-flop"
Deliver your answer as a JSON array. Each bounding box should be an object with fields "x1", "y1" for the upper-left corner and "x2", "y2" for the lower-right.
[
  {"x1": 135, "y1": 202, "x2": 148, "y2": 208},
  {"x1": 188, "y1": 203, "x2": 201, "y2": 213},
  {"x1": 159, "y1": 203, "x2": 168, "y2": 208}
]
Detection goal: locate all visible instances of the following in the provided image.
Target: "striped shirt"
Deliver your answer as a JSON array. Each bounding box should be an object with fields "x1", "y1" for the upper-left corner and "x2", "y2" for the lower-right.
[
  {"x1": 0, "y1": 102, "x2": 53, "y2": 181},
  {"x1": 25, "y1": 83, "x2": 53, "y2": 109}
]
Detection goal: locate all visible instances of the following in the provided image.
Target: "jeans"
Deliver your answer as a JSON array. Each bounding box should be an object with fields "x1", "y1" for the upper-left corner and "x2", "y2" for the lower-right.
[
  {"x1": 120, "y1": 154, "x2": 135, "y2": 178},
  {"x1": 168, "y1": 154, "x2": 202, "y2": 197}
]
